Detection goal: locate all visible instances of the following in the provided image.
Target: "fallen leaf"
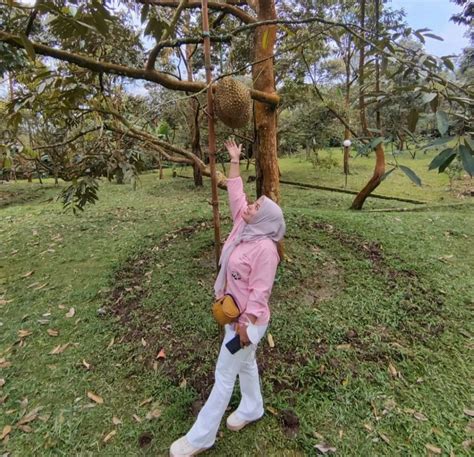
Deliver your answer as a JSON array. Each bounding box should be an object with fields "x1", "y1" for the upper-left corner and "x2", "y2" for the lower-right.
[
  {"x1": 18, "y1": 330, "x2": 32, "y2": 338},
  {"x1": 103, "y1": 430, "x2": 116, "y2": 443},
  {"x1": 0, "y1": 379, "x2": 4, "y2": 387},
  {"x1": 82, "y1": 360, "x2": 90, "y2": 370},
  {"x1": 107, "y1": 337, "x2": 115, "y2": 349},
  {"x1": 0, "y1": 358, "x2": 12, "y2": 369},
  {"x1": 363, "y1": 423, "x2": 373, "y2": 432},
  {"x1": 466, "y1": 420, "x2": 474, "y2": 434},
  {"x1": 49, "y1": 343, "x2": 70, "y2": 355},
  {"x1": 156, "y1": 348, "x2": 166, "y2": 359},
  {"x1": 179, "y1": 378, "x2": 187, "y2": 389},
  {"x1": 112, "y1": 416, "x2": 122, "y2": 426},
  {"x1": 65, "y1": 308, "x2": 75, "y2": 318},
  {"x1": 464, "y1": 409, "x2": 474, "y2": 417},
  {"x1": 146, "y1": 408, "x2": 161, "y2": 420},
  {"x1": 22, "y1": 271, "x2": 34, "y2": 277},
  {"x1": 266, "y1": 406, "x2": 278, "y2": 416},
  {"x1": 315, "y1": 443, "x2": 337, "y2": 454},
  {"x1": 0, "y1": 425, "x2": 12, "y2": 440},
  {"x1": 47, "y1": 329, "x2": 59, "y2": 337},
  {"x1": 141, "y1": 338, "x2": 147, "y2": 347},
  {"x1": 139, "y1": 397, "x2": 153, "y2": 407},
  {"x1": 379, "y1": 433, "x2": 391, "y2": 444},
  {"x1": 312, "y1": 431, "x2": 325, "y2": 440},
  {"x1": 17, "y1": 407, "x2": 42, "y2": 425},
  {"x1": 87, "y1": 392, "x2": 103, "y2": 404},
  {"x1": 425, "y1": 444, "x2": 442, "y2": 454},
  {"x1": 267, "y1": 333, "x2": 275, "y2": 348},
  {"x1": 336, "y1": 343, "x2": 352, "y2": 350},
  {"x1": 38, "y1": 414, "x2": 51, "y2": 422},
  {"x1": 388, "y1": 362, "x2": 398, "y2": 378},
  {"x1": 462, "y1": 439, "x2": 473, "y2": 450},
  {"x1": 0, "y1": 299, "x2": 13, "y2": 306},
  {"x1": 33, "y1": 282, "x2": 48, "y2": 291},
  {"x1": 58, "y1": 304, "x2": 66, "y2": 309},
  {"x1": 414, "y1": 412, "x2": 428, "y2": 421},
  {"x1": 18, "y1": 425, "x2": 33, "y2": 433},
  {"x1": 132, "y1": 414, "x2": 142, "y2": 423}
]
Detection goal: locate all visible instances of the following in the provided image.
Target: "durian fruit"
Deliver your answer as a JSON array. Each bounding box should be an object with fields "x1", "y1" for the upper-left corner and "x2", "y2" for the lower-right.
[{"x1": 214, "y1": 77, "x2": 252, "y2": 129}]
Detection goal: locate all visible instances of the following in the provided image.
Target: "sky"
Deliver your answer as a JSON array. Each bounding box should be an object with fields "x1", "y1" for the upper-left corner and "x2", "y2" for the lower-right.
[
  {"x1": 0, "y1": 1, "x2": 470, "y2": 99},
  {"x1": 389, "y1": 0, "x2": 470, "y2": 56}
]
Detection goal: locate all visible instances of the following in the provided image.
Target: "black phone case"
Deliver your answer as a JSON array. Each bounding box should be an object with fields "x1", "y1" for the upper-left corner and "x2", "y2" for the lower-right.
[{"x1": 225, "y1": 334, "x2": 241, "y2": 354}]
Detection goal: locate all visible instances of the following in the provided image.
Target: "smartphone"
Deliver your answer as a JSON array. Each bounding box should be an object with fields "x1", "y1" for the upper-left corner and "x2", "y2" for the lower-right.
[{"x1": 225, "y1": 334, "x2": 241, "y2": 354}]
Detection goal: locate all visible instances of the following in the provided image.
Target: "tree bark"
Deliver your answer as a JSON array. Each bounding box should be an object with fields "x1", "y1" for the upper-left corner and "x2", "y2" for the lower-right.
[
  {"x1": 351, "y1": 0, "x2": 385, "y2": 210},
  {"x1": 185, "y1": 41, "x2": 203, "y2": 187},
  {"x1": 252, "y1": 0, "x2": 280, "y2": 202},
  {"x1": 343, "y1": 34, "x2": 352, "y2": 185}
]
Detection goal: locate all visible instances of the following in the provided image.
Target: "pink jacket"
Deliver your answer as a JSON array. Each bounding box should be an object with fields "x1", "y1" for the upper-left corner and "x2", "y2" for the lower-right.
[{"x1": 223, "y1": 177, "x2": 280, "y2": 325}]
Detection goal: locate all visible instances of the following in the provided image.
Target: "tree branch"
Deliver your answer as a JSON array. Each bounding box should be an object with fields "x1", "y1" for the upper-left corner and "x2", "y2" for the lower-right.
[
  {"x1": 0, "y1": 30, "x2": 279, "y2": 105},
  {"x1": 33, "y1": 127, "x2": 101, "y2": 150},
  {"x1": 137, "y1": 0, "x2": 256, "y2": 24},
  {"x1": 146, "y1": 35, "x2": 231, "y2": 69},
  {"x1": 145, "y1": 0, "x2": 188, "y2": 71}
]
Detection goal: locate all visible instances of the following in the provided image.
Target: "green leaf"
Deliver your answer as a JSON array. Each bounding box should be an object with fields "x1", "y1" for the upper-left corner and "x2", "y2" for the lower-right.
[
  {"x1": 407, "y1": 108, "x2": 419, "y2": 133},
  {"x1": 429, "y1": 94, "x2": 439, "y2": 113},
  {"x1": 141, "y1": 4, "x2": 149, "y2": 24},
  {"x1": 441, "y1": 56, "x2": 455, "y2": 71},
  {"x1": 464, "y1": 136, "x2": 474, "y2": 152},
  {"x1": 370, "y1": 137, "x2": 384, "y2": 149},
  {"x1": 422, "y1": 137, "x2": 453, "y2": 150},
  {"x1": 93, "y1": 11, "x2": 109, "y2": 36},
  {"x1": 459, "y1": 144, "x2": 474, "y2": 177},
  {"x1": 144, "y1": 17, "x2": 166, "y2": 41},
  {"x1": 428, "y1": 148, "x2": 456, "y2": 170},
  {"x1": 424, "y1": 33, "x2": 443, "y2": 41},
  {"x1": 380, "y1": 167, "x2": 396, "y2": 182},
  {"x1": 399, "y1": 165, "x2": 422, "y2": 186},
  {"x1": 19, "y1": 33, "x2": 36, "y2": 61},
  {"x1": 421, "y1": 92, "x2": 437, "y2": 105},
  {"x1": 436, "y1": 111, "x2": 449, "y2": 136},
  {"x1": 262, "y1": 30, "x2": 269, "y2": 50}
]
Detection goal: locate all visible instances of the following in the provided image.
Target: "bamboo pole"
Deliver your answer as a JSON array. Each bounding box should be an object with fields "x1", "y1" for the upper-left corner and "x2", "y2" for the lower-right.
[{"x1": 201, "y1": 0, "x2": 222, "y2": 268}]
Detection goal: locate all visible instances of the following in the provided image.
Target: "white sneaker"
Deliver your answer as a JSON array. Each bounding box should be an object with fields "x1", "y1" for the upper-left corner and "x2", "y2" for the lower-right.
[
  {"x1": 226, "y1": 411, "x2": 263, "y2": 432},
  {"x1": 169, "y1": 436, "x2": 210, "y2": 457}
]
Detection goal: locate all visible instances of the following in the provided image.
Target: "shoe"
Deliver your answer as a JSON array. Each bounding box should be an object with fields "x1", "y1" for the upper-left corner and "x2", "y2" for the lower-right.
[
  {"x1": 226, "y1": 411, "x2": 263, "y2": 432},
  {"x1": 169, "y1": 436, "x2": 210, "y2": 457}
]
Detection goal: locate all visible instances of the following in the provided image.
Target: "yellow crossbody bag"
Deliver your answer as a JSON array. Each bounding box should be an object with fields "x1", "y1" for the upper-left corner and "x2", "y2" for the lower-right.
[{"x1": 212, "y1": 294, "x2": 240, "y2": 326}]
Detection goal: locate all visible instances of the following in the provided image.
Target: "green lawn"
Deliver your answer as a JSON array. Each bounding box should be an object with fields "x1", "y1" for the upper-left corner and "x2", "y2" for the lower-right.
[{"x1": 1, "y1": 153, "x2": 473, "y2": 456}]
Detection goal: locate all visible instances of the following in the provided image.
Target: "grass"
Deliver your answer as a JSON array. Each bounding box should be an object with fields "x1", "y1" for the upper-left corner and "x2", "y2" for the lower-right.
[{"x1": 1, "y1": 151, "x2": 473, "y2": 456}]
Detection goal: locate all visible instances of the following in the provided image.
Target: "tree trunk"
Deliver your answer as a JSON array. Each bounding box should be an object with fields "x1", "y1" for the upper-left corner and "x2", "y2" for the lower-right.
[
  {"x1": 351, "y1": 0, "x2": 385, "y2": 210},
  {"x1": 252, "y1": 0, "x2": 280, "y2": 203},
  {"x1": 343, "y1": 34, "x2": 351, "y2": 185},
  {"x1": 350, "y1": 143, "x2": 385, "y2": 209},
  {"x1": 185, "y1": 40, "x2": 203, "y2": 187}
]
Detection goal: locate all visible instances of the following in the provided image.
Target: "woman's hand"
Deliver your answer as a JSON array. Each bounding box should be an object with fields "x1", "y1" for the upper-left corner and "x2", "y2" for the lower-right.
[
  {"x1": 224, "y1": 138, "x2": 242, "y2": 162},
  {"x1": 234, "y1": 323, "x2": 251, "y2": 347}
]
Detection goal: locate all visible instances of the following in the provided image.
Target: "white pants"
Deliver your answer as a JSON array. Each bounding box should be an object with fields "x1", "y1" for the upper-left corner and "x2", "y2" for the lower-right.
[{"x1": 186, "y1": 323, "x2": 268, "y2": 448}]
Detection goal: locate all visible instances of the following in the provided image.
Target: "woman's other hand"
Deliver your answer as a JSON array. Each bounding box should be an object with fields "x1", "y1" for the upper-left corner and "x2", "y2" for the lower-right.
[
  {"x1": 234, "y1": 323, "x2": 250, "y2": 347},
  {"x1": 224, "y1": 138, "x2": 242, "y2": 162}
]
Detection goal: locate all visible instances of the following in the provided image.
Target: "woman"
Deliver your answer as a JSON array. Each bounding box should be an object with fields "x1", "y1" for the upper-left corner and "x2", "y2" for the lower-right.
[{"x1": 170, "y1": 139, "x2": 285, "y2": 457}]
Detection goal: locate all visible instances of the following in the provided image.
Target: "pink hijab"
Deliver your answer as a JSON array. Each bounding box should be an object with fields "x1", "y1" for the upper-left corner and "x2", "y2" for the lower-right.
[{"x1": 214, "y1": 196, "x2": 286, "y2": 297}]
